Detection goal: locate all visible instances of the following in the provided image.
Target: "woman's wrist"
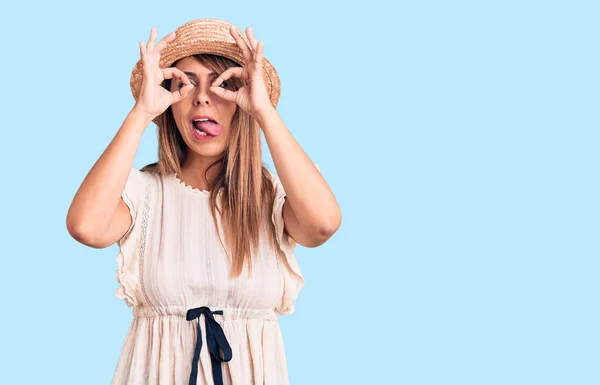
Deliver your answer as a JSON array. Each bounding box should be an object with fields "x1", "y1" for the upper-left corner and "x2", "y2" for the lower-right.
[{"x1": 131, "y1": 104, "x2": 156, "y2": 124}]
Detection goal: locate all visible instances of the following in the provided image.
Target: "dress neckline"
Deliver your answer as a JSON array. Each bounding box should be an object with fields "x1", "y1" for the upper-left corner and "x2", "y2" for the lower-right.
[{"x1": 171, "y1": 173, "x2": 210, "y2": 196}]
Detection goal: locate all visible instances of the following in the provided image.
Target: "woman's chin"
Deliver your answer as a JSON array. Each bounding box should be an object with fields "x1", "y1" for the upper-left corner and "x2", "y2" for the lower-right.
[{"x1": 189, "y1": 142, "x2": 227, "y2": 157}]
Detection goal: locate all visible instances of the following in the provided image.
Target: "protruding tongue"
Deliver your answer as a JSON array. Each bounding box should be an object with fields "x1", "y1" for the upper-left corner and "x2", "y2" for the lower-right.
[{"x1": 193, "y1": 121, "x2": 221, "y2": 136}]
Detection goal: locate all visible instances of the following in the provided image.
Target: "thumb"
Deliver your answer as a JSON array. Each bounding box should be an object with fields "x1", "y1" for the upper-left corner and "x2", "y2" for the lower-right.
[
  {"x1": 210, "y1": 85, "x2": 237, "y2": 103},
  {"x1": 171, "y1": 83, "x2": 193, "y2": 104}
]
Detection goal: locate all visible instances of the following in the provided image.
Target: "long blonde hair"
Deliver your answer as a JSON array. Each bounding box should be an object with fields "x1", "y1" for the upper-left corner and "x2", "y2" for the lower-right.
[{"x1": 140, "y1": 53, "x2": 285, "y2": 279}]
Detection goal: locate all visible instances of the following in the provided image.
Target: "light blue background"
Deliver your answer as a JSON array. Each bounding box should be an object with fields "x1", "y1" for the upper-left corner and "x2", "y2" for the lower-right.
[{"x1": 0, "y1": 0, "x2": 598, "y2": 384}]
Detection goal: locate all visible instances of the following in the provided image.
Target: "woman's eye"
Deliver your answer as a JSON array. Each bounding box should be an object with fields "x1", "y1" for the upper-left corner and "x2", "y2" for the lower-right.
[
  {"x1": 219, "y1": 81, "x2": 229, "y2": 89},
  {"x1": 177, "y1": 82, "x2": 197, "y2": 88}
]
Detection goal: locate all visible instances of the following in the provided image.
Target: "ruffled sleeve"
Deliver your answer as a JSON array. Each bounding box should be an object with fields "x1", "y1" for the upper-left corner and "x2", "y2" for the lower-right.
[
  {"x1": 270, "y1": 163, "x2": 320, "y2": 315},
  {"x1": 115, "y1": 166, "x2": 147, "y2": 307},
  {"x1": 119, "y1": 167, "x2": 146, "y2": 241}
]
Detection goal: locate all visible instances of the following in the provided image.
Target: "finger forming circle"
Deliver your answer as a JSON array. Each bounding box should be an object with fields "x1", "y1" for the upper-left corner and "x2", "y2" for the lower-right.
[{"x1": 213, "y1": 67, "x2": 244, "y2": 85}]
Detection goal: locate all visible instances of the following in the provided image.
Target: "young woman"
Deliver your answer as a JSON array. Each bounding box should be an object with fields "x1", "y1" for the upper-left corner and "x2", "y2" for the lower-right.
[{"x1": 66, "y1": 18, "x2": 341, "y2": 385}]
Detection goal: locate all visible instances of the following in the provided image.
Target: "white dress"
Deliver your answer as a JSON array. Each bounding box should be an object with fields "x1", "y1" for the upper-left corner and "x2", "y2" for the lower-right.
[{"x1": 111, "y1": 164, "x2": 318, "y2": 385}]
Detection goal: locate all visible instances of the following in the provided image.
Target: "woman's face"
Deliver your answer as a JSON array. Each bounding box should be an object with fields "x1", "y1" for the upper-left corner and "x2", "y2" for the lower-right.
[{"x1": 169, "y1": 56, "x2": 238, "y2": 160}]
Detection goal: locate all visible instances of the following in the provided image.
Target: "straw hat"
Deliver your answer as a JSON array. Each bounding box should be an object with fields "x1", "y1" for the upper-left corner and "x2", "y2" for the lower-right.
[{"x1": 129, "y1": 18, "x2": 281, "y2": 124}]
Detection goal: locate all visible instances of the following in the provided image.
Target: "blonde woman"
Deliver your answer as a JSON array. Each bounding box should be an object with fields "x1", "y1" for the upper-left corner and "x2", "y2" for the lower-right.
[{"x1": 66, "y1": 18, "x2": 341, "y2": 385}]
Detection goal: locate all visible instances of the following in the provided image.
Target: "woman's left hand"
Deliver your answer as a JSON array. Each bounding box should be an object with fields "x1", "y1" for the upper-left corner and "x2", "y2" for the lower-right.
[{"x1": 210, "y1": 26, "x2": 274, "y2": 119}]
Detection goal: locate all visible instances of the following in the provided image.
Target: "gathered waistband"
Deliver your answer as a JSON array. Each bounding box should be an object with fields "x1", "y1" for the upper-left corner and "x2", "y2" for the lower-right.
[{"x1": 132, "y1": 305, "x2": 279, "y2": 321}]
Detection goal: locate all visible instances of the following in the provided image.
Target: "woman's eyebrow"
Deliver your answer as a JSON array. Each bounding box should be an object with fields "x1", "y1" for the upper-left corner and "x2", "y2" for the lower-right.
[{"x1": 183, "y1": 71, "x2": 219, "y2": 79}]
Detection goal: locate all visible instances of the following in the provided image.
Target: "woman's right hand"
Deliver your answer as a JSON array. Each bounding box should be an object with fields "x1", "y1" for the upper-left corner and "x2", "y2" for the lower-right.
[{"x1": 134, "y1": 28, "x2": 194, "y2": 119}]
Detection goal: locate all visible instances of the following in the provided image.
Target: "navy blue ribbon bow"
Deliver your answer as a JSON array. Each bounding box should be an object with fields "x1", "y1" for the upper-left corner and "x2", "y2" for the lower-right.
[{"x1": 186, "y1": 306, "x2": 233, "y2": 385}]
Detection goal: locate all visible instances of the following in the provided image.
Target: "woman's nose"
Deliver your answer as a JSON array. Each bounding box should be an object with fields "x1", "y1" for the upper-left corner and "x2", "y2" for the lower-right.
[{"x1": 193, "y1": 83, "x2": 212, "y2": 106}]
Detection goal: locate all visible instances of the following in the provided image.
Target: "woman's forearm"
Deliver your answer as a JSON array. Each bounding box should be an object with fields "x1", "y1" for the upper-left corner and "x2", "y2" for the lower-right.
[{"x1": 257, "y1": 107, "x2": 341, "y2": 236}]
